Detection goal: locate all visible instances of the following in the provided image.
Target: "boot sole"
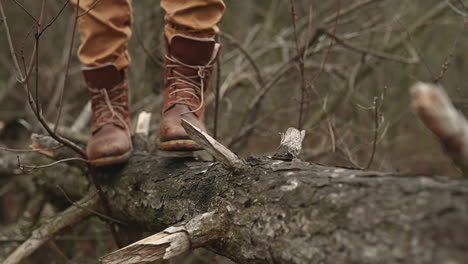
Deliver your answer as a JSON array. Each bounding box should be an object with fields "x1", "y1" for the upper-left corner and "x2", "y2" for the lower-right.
[
  {"x1": 160, "y1": 140, "x2": 202, "y2": 151},
  {"x1": 89, "y1": 150, "x2": 132, "y2": 167}
]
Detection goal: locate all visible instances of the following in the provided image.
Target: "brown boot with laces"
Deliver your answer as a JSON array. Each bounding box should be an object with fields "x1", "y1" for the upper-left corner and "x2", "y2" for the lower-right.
[
  {"x1": 159, "y1": 35, "x2": 222, "y2": 151},
  {"x1": 83, "y1": 64, "x2": 132, "y2": 166}
]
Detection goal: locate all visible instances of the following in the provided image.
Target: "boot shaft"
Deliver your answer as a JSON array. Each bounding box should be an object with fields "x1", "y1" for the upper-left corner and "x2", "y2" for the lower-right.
[
  {"x1": 162, "y1": 35, "x2": 222, "y2": 118},
  {"x1": 83, "y1": 64, "x2": 130, "y2": 132},
  {"x1": 159, "y1": 35, "x2": 222, "y2": 151}
]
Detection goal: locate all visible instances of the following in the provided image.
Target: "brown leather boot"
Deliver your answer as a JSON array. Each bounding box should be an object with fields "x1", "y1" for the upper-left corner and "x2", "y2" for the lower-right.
[
  {"x1": 83, "y1": 64, "x2": 132, "y2": 166},
  {"x1": 159, "y1": 35, "x2": 222, "y2": 151}
]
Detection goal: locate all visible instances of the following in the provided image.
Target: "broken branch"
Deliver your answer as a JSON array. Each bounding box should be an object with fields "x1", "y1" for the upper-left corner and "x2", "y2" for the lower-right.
[
  {"x1": 411, "y1": 82, "x2": 468, "y2": 174},
  {"x1": 181, "y1": 119, "x2": 247, "y2": 171}
]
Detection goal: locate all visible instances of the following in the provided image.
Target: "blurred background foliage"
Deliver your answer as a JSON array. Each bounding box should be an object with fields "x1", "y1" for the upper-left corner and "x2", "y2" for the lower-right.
[{"x1": 1, "y1": 0, "x2": 468, "y2": 263}]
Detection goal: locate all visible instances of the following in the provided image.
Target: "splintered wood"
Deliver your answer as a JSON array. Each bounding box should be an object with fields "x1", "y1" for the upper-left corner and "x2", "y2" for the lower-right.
[
  {"x1": 135, "y1": 111, "x2": 152, "y2": 137},
  {"x1": 101, "y1": 211, "x2": 223, "y2": 264},
  {"x1": 100, "y1": 231, "x2": 189, "y2": 264},
  {"x1": 181, "y1": 119, "x2": 246, "y2": 171},
  {"x1": 411, "y1": 82, "x2": 468, "y2": 173},
  {"x1": 132, "y1": 112, "x2": 152, "y2": 152},
  {"x1": 273, "y1": 128, "x2": 306, "y2": 160}
]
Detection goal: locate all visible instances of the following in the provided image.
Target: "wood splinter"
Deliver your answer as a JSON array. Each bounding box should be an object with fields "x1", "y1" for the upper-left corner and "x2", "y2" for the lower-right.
[
  {"x1": 411, "y1": 82, "x2": 468, "y2": 174},
  {"x1": 135, "y1": 111, "x2": 152, "y2": 137},
  {"x1": 273, "y1": 127, "x2": 306, "y2": 160},
  {"x1": 181, "y1": 119, "x2": 247, "y2": 171},
  {"x1": 133, "y1": 112, "x2": 152, "y2": 152},
  {"x1": 100, "y1": 211, "x2": 224, "y2": 264}
]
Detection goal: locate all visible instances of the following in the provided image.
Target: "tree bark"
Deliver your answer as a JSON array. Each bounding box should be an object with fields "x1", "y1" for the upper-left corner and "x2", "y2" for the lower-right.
[{"x1": 34, "y1": 150, "x2": 468, "y2": 264}]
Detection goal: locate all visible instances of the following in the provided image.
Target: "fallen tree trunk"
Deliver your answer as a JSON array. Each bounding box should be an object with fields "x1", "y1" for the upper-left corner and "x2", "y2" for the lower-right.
[
  {"x1": 102, "y1": 156, "x2": 468, "y2": 264},
  {"x1": 12, "y1": 128, "x2": 467, "y2": 264}
]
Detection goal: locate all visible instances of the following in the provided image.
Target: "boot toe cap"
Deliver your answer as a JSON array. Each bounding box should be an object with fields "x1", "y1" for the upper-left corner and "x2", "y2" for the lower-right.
[
  {"x1": 160, "y1": 125, "x2": 190, "y2": 142},
  {"x1": 87, "y1": 124, "x2": 132, "y2": 163}
]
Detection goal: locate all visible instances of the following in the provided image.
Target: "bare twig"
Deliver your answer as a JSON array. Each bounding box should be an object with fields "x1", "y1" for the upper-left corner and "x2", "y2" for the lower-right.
[
  {"x1": 289, "y1": 0, "x2": 307, "y2": 129},
  {"x1": 36, "y1": 0, "x2": 70, "y2": 38},
  {"x1": 18, "y1": 157, "x2": 88, "y2": 172},
  {"x1": 310, "y1": 0, "x2": 341, "y2": 84},
  {"x1": 447, "y1": 0, "x2": 468, "y2": 17},
  {"x1": 87, "y1": 167, "x2": 125, "y2": 248},
  {"x1": 0, "y1": 0, "x2": 86, "y2": 158},
  {"x1": 365, "y1": 96, "x2": 380, "y2": 170},
  {"x1": 321, "y1": 30, "x2": 419, "y2": 64},
  {"x1": 3, "y1": 193, "x2": 98, "y2": 264},
  {"x1": 47, "y1": 241, "x2": 73, "y2": 264},
  {"x1": 219, "y1": 32, "x2": 264, "y2": 87},
  {"x1": 10, "y1": 0, "x2": 38, "y2": 24},
  {"x1": 78, "y1": 0, "x2": 103, "y2": 17},
  {"x1": 54, "y1": 0, "x2": 81, "y2": 132},
  {"x1": 433, "y1": 35, "x2": 460, "y2": 83},
  {"x1": 0, "y1": 145, "x2": 61, "y2": 153},
  {"x1": 56, "y1": 185, "x2": 127, "y2": 225},
  {"x1": 213, "y1": 35, "x2": 221, "y2": 139}
]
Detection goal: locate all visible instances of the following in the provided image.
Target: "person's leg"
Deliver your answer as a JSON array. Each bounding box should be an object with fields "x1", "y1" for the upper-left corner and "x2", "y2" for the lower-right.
[
  {"x1": 71, "y1": 0, "x2": 132, "y2": 69},
  {"x1": 159, "y1": 0, "x2": 225, "y2": 151},
  {"x1": 161, "y1": 0, "x2": 225, "y2": 41},
  {"x1": 71, "y1": 0, "x2": 133, "y2": 166}
]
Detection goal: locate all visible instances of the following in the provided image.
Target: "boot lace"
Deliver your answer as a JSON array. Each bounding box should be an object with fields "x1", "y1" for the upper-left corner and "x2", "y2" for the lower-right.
[
  {"x1": 88, "y1": 83, "x2": 128, "y2": 132},
  {"x1": 165, "y1": 55, "x2": 214, "y2": 114}
]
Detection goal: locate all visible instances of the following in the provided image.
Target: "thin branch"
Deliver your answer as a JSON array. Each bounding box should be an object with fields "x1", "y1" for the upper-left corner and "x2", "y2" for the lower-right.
[
  {"x1": 0, "y1": 0, "x2": 25, "y2": 81},
  {"x1": 10, "y1": 0, "x2": 38, "y2": 24},
  {"x1": 0, "y1": 0, "x2": 86, "y2": 158},
  {"x1": 322, "y1": 30, "x2": 419, "y2": 64},
  {"x1": 18, "y1": 157, "x2": 88, "y2": 171},
  {"x1": 365, "y1": 96, "x2": 379, "y2": 170},
  {"x1": 77, "y1": 0, "x2": 103, "y2": 17},
  {"x1": 3, "y1": 193, "x2": 98, "y2": 264},
  {"x1": 219, "y1": 31, "x2": 264, "y2": 86},
  {"x1": 56, "y1": 185, "x2": 128, "y2": 226},
  {"x1": 213, "y1": 35, "x2": 222, "y2": 139},
  {"x1": 310, "y1": 0, "x2": 342, "y2": 84},
  {"x1": 289, "y1": 0, "x2": 307, "y2": 129},
  {"x1": 433, "y1": 34, "x2": 460, "y2": 83},
  {"x1": 36, "y1": 0, "x2": 70, "y2": 38},
  {"x1": 447, "y1": 0, "x2": 468, "y2": 17},
  {"x1": 87, "y1": 167, "x2": 125, "y2": 248},
  {"x1": 47, "y1": 241, "x2": 73, "y2": 264},
  {"x1": 0, "y1": 145, "x2": 61, "y2": 153},
  {"x1": 54, "y1": 0, "x2": 80, "y2": 132}
]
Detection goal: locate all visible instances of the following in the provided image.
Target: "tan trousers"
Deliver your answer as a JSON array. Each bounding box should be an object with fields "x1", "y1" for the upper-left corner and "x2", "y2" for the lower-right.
[{"x1": 71, "y1": 0, "x2": 225, "y2": 70}]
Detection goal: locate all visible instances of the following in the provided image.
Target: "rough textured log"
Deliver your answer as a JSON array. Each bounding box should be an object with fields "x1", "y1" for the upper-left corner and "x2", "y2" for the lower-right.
[
  {"x1": 30, "y1": 149, "x2": 468, "y2": 264},
  {"x1": 3, "y1": 130, "x2": 468, "y2": 264}
]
